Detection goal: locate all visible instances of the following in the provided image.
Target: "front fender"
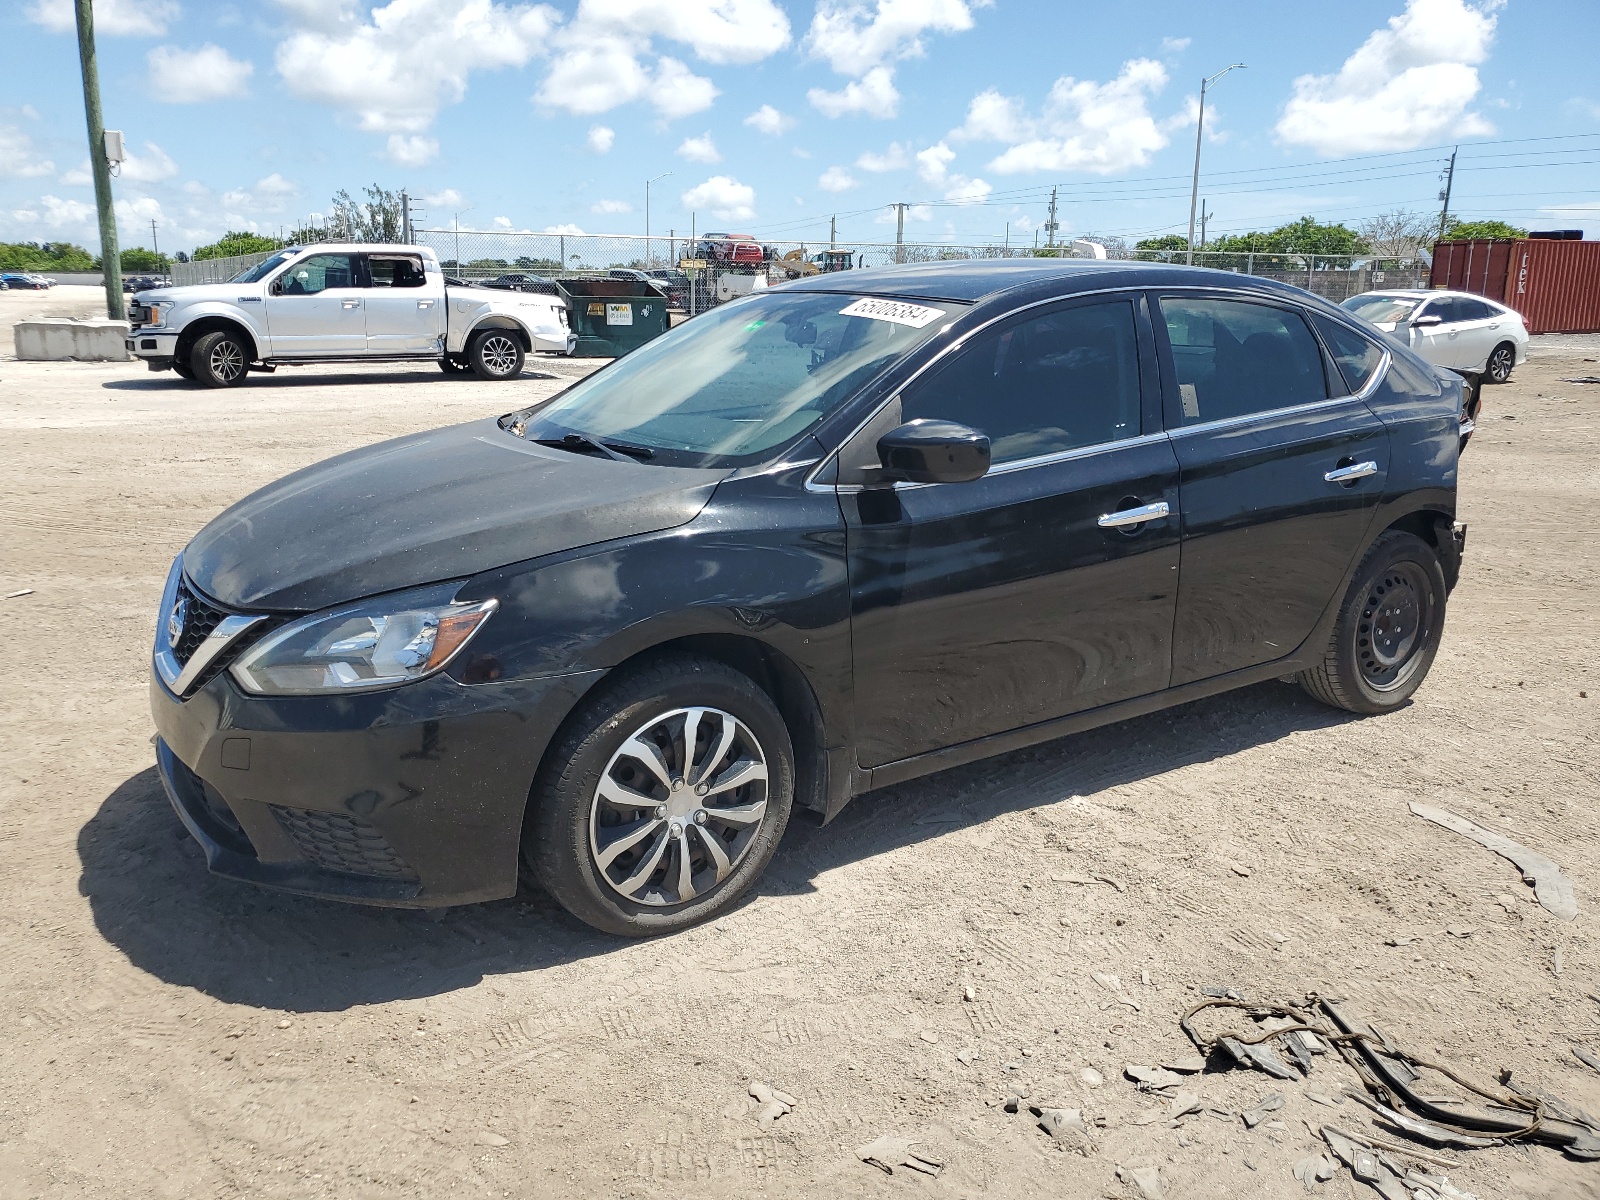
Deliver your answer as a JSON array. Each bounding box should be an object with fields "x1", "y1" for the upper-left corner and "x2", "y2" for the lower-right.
[{"x1": 171, "y1": 302, "x2": 268, "y2": 354}]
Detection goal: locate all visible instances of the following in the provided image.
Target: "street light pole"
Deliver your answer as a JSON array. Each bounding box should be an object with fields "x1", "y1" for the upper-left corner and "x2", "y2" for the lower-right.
[
  {"x1": 645, "y1": 172, "x2": 673, "y2": 267},
  {"x1": 1186, "y1": 63, "x2": 1244, "y2": 266}
]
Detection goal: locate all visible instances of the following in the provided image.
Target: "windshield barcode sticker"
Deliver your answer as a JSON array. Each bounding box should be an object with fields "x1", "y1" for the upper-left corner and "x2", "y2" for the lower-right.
[{"x1": 839, "y1": 298, "x2": 946, "y2": 328}]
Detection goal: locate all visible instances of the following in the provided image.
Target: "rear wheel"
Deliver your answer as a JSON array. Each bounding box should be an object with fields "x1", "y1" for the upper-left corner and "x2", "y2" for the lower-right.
[
  {"x1": 1485, "y1": 342, "x2": 1516, "y2": 384},
  {"x1": 467, "y1": 328, "x2": 524, "y2": 380},
  {"x1": 189, "y1": 330, "x2": 250, "y2": 388},
  {"x1": 1298, "y1": 530, "x2": 1447, "y2": 714},
  {"x1": 523, "y1": 655, "x2": 794, "y2": 936}
]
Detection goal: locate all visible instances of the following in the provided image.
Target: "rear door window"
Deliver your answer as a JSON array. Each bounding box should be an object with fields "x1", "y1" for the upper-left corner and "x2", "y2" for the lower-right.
[
  {"x1": 1157, "y1": 296, "x2": 1328, "y2": 426},
  {"x1": 1310, "y1": 313, "x2": 1386, "y2": 393},
  {"x1": 367, "y1": 255, "x2": 426, "y2": 287},
  {"x1": 900, "y1": 299, "x2": 1143, "y2": 464}
]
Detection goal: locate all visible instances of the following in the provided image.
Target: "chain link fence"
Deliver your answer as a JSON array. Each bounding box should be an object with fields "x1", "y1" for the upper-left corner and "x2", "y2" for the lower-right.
[{"x1": 173, "y1": 231, "x2": 1428, "y2": 309}]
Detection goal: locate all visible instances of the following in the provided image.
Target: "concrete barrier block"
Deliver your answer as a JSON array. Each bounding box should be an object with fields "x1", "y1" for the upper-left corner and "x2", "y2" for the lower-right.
[{"x1": 14, "y1": 318, "x2": 132, "y2": 361}]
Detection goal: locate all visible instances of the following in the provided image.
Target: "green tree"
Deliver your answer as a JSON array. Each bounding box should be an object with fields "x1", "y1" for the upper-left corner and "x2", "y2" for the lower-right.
[
  {"x1": 0, "y1": 241, "x2": 96, "y2": 271},
  {"x1": 1440, "y1": 217, "x2": 1527, "y2": 241},
  {"x1": 120, "y1": 246, "x2": 171, "y2": 272},
  {"x1": 1135, "y1": 234, "x2": 1188, "y2": 253},
  {"x1": 192, "y1": 231, "x2": 283, "y2": 260},
  {"x1": 329, "y1": 184, "x2": 403, "y2": 242}
]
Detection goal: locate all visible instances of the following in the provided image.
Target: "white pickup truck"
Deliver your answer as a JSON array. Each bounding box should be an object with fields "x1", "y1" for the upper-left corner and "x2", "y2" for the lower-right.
[{"x1": 125, "y1": 243, "x2": 574, "y2": 386}]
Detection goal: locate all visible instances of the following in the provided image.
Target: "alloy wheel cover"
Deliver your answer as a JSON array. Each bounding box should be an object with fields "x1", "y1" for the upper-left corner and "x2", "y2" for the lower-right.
[{"x1": 588, "y1": 706, "x2": 769, "y2": 907}]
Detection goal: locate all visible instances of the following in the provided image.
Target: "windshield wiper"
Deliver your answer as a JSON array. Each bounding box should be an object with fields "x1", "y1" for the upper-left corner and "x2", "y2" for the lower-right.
[{"x1": 532, "y1": 432, "x2": 654, "y2": 463}]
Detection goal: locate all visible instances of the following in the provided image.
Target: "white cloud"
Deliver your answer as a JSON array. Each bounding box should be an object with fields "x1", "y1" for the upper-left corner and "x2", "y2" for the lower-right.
[
  {"x1": 1276, "y1": 0, "x2": 1498, "y2": 155},
  {"x1": 943, "y1": 176, "x2": 991, "y2": 204},
  {"x1": 544, "y1": 222, "x2": 586, "y2": 234},
  {"x1": 915, "y1": 141, "x2": 955, "y2": 185},
  {"x1": 680, "y1": 175, "x2": 756, "y2": 222},
  {"x1": 33, "y1": 195, "x2": 96, "y2": 228},
  {"x1": 961, "y1": 58, "x2": 1179, "y2": 175},
  {"x1": 744, "y1": 104, "x2": 795, "y2": 135},
  {"x1": 128, "y1": 144, "x2": 180, "y2": 183},
  {"x1": 493, "y1": 215, "x2": 513, "y2": 228},
  {"x1": 791, "y1": 146, "x2": 812, "y2": 159},
  {"x1": 423, "y1": 189, "x2": 465, "y2": 208},
  {"x1": 276, "y1": 0, "x2": 557, "y2": 135},
  {"x1": 148, "y1": 44, "x2": 254, "y2": 102},
  {"x1": 856, "y1": 142, "x2": 910, "y2": 172},
  {"x1": 1161, "y1": 36, "x2": 1191, "y2": 53},
  {"x1": 536, "y1": 0, "x2": 787, "y2": 118},
  {"x1": 587, "y1": 124, "x2": 615, "y2": 153},
  {"x1": 804, "y1": 0, "x2": 984, "y2": 77},
  {"x1": 255, "y1": 173, "x2": 298, "y2": 196},
  {"x1": 384, "y1": 134, "x2": 439, "y2": 165},
  {"x1": 677, "y1": 133, "x2": 722, "y2": 163},
  {"x1": 591, "y1": 198, "x2": 633, "y2": 213},
  {"x1": 0, "y1": 125, "x2": 55, "y2": 179},
  {"x1": 818, "y1": 165, "x2": 857, "y2": 192},
  {"x1": 272, "y1": 0, "x2": 361, "y2": 33},
  {"x1": 808, "y1": 66, "x2": 898, "y2": 119},
  {"x1": 27, "y1": 0, "x2": 177, "y2": 37}
]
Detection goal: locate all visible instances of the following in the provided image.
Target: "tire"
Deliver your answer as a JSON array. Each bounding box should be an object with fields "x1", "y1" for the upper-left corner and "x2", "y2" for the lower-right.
[
  {"x1": 189, "y1": 329, "x2": 250, "y2": 388},
  {"x1": 1485, "y1": 342, "x2": 1516, "y2": 384},
  {"x1": 523, "y1": 655, "x2": 795, "y2": 936},
  {"x1": 438, "y1": 355, "x2": 470, "y2": 374},
  {"x1": 1298, "y1": 530, "x2": 1447, "y2": 715},
  {"x1": 171, "y1": 359, "x2": 195, "y2": 380},
  {"x1": 467, "y1": 328, "x2": 524, "y2": 380}
]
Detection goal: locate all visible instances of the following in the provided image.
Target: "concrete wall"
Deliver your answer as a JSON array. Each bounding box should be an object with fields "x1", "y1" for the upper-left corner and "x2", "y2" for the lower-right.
[{"x1": 14, "y1": 318, "x2": 130, "y2": 361}]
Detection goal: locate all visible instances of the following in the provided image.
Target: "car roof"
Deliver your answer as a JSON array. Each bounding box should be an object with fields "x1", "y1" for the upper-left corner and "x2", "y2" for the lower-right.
[{"x1": 766, "y1": 257, "x2": 1339, "y2": 305}]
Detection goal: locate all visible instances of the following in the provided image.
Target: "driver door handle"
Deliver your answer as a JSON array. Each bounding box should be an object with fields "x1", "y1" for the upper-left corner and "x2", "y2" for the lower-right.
[
  {"x1": 1325, "y1": 460, "x2": 1378, "y2": 483},
  {"x1": 1098, "y1": 501, "x2": 1170, "y2": 528},
  {"x1": 342, "y1": 299, "x2": 362, "y2": 309}
]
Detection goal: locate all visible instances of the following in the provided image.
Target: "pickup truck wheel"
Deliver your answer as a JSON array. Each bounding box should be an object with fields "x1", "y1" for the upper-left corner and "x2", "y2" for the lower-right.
[
  {"x1": 1297, "y1": 530, "x2": 1446, "y2": 715},
  {"x1": 468, "y1": 329, "x2": 524, "y2": 380},
  {"x1": 523, "y1": 654, "x2": 794, "y2": 936},
  {"x1": 190, "y1": 330, "x2": 250, "y2": 388},
  {"x1": 1485, "y1": 342, "x2": 1516, "y2": 384}
]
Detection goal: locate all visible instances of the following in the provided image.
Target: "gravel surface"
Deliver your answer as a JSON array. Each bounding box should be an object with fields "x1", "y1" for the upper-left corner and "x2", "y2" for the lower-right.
[{"x1": 2, "y1": 294, "x2": 1598, "y2": 1199}]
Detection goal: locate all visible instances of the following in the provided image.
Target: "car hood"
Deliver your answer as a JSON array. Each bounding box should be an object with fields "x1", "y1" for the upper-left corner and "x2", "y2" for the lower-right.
[
  {"x1": 182, "y1": 417, "x2": 727, "y2": 612},
  {"x1": 137, "y1": 283, "x2": 257, "y2": 304}
]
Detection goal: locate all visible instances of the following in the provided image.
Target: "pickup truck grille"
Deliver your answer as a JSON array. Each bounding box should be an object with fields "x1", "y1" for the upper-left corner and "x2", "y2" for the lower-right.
[{"x1": 128, "y1": 302, "x2": 152, "y2": 325}]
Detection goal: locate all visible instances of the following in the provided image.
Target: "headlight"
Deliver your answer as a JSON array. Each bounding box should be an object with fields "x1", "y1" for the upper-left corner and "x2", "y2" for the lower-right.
[
  {"x1": 146, "y1": 301, "x2": 173, "y2": 326},
  {"x1": 229, "y1": 582, "x2": 497, "y2": 696}
]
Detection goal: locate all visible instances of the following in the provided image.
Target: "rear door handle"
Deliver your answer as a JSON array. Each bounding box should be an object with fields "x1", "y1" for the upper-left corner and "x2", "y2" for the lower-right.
[
  {"x1": 1097, "y1": 501, "x2": 1170, "y2": 528},
  {"x1": 342, "y1": 299, "x2": 362, "y2": 309},
  {"x1": 1324, "y1": 460, "x2": 1378, "y2": 483},
  {"x1": 418, "y1": 300, "x2": 435, "y2": 309}
]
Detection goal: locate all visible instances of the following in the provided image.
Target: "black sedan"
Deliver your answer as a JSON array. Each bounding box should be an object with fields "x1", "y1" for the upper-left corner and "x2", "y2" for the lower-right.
[{"x1": 150, "y1": 259, "x2": 1468, "y2": 935}]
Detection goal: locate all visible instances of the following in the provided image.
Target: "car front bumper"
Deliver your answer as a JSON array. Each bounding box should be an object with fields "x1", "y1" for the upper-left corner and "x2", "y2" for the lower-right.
[
  {"x1": 151, "y1": 663, "x2": 604, "y2": 907},
  {"x1": 127, "y1": 329, "x2": 179, "y2": 366}
]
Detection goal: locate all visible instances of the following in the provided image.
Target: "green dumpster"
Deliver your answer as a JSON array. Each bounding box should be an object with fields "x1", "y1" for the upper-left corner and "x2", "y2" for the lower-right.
[{"x1": 556, "y1": 278, "x2": 671, "y2": 357}]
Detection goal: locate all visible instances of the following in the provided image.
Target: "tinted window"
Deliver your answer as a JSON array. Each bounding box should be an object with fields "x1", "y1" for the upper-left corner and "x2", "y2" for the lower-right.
[
  {"x1": 900, "y1": 301, "x2": 1142, "y2": 464},
  {"x1": 1160, "y1": 297, "x2": 1327, "y2": 425},
  {"x1": 368, "y1": 255, "x2": 426, "y2": 287},
  {"x1": 278, "y1": 253, "x2": 355, "y2": 295},
  {"x1": 1455, "y1": 297, "x2": 1493, "y2": 320},
  {"x1": 1419, "y1": 297, "x2": 1461, "y2": 323},
  {"x1": 1311, "y1": 313, "x2": 1386, "y2": 393}
]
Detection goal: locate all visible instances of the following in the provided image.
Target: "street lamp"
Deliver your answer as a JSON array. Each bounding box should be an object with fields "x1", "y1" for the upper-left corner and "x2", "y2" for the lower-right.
[
  {"x1": 645, "y1": 172, "x2": 673, "y2": 267},
  {"x1": 1186, "y1": 63, "x2": 1245, "y2": 266}
]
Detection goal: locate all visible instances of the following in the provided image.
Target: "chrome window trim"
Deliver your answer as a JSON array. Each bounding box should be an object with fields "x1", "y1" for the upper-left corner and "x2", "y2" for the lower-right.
[
  {"x1": 152, "y1": 557, "x2": 267, "y2": 698},
  {"x1": 806, "y1": 282, "x2": 1390, "y2": 494}
]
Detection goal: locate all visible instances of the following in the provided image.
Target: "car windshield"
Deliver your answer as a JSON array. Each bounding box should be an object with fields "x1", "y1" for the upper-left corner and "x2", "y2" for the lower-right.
[
  {"x1": 229, "y1": 250, "x2": 297, "y2": 283},
  {"x1": 1342, "y1": 294, "x2": 1421, "y2": 324},
  {"x1": 504, "y1": 290, "x2": 957, "y2": 468}
]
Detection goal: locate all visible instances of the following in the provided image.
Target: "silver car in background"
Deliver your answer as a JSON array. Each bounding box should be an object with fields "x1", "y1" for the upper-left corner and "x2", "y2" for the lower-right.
[{"x1": 1343, "y1": 289, "x2": 1529, "y2": 386}]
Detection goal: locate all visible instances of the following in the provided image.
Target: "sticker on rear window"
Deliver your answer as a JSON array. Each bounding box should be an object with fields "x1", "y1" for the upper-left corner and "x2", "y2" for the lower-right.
[{"x1": 838, "y1": 298, "x2": 946, "y2": 328}]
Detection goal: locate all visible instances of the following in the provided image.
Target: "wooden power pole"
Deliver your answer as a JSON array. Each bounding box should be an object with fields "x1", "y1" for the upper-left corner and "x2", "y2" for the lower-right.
[{"x1": 74, "y1": 0, "x2": 123, "y2": 319}]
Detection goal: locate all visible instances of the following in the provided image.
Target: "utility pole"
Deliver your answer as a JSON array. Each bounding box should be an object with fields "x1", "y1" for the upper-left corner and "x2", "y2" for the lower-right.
[
  {"x1": 150, "y1": 217, "x2": 159, "y2": 259},
  {"x1": 1199, "y1": 200, "x2": 1209, "y2": 252},
  {"x1": 1004, "y1": 221, "x2": 1009, "y2": 251},
  {"x1": 1437, "y1": 147, "x2": 1458, "y2": 242},
  {"x1": 73, "y1": 0, "x2": 123, "y2": 319},
  {"x1": 1186, "y1": 63, "x2": 1245, "y2": 265},
  {"x1": 1044, "y1": 187, "x2": 1059, "y2": 251},
  {"x1": 829, "y1": 215, "x2": 836, "y2": 250},
  {"x1": 645, "y1": 171, "x2": 672, "y2": 267},
  {"x1": 890, "y1": 202, "x2": 909, "y2": 262},
  {"x1": 401, "y1": 190, "x2": 412, "y2": 243}
]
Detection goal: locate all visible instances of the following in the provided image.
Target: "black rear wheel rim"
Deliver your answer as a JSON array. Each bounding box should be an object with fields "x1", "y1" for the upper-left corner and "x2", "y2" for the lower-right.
[{"x1": 1355, "y1": 561, "x2": 1434, "y2": 691}]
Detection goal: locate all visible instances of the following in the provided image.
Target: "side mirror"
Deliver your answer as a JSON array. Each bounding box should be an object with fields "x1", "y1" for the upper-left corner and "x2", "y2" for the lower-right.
[
  {"x1": 876, "y1": 419, "x2": 990, "y2": 485},
  {"x1": 268, "y1": 278, "x2": 283, "y2": 296},
  {"x1": 1412, "y1": 313, "x2": 1443, "y2": 327}
]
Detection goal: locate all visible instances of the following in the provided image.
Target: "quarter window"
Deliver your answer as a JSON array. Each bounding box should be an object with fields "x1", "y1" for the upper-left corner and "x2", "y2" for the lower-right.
[
  {"x1": 1159, "y1": 297, "x2": 1327, "y2": 425},
  {"x1": 1310, "y1": 313, "x2": 1386, "y2": 393},
  {"x1": 900, "y1": 300, "x2": 1142, "y2": 464},
  {"x1": 277, "y1": 254, "x2": 356, "y2": 296},
  {"x1": 368, "y1": 255, "x2": 426, "y2": 287}
]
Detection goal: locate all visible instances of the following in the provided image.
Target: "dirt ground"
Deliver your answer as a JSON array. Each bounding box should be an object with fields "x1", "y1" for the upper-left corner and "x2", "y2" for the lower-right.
[{"x1": 2, "y1": 288, "x2": 1599, "y2": 1200}]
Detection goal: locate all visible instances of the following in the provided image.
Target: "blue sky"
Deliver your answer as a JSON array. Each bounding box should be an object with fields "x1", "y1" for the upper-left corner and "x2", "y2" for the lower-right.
[{"x1": 2, "y1": 0, "x2": 1598, "y2": 254}]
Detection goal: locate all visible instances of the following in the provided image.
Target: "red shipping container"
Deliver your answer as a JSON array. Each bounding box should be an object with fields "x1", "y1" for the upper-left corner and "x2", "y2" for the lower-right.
[{"x1": 1430, "y1": 238, "x2": 1600, "y2": 333}]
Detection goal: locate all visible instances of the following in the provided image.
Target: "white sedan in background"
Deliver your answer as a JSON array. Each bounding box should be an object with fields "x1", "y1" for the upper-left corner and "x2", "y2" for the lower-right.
[{"x1": 1342, "y1": 290, "x2": 1528, "y2": 385}]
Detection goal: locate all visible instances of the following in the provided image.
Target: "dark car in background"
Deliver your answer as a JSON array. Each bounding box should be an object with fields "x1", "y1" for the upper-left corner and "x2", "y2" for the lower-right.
[
  {"x1": 645, "y1": 268, "x2": 690, "y2": 308},
  {"x1": 483, "y1": 273, "x2": 560, "y2": 296},
  {"x1": 1, "y1": 272, "x2": 49, "y2": 290},
  {"x1": 150, "y1": 259, "x2": 1468, "y2": 936}
]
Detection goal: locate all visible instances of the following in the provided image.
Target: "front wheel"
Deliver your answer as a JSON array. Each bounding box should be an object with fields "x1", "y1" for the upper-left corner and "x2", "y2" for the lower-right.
[
  {"x1": 1298, "y1": 530, "x2": 1447, "y2": 714},
  {"x1": 189, "y1": 330, "x2": 250, "y2": 388},
  {"x1": 467, "y1": 328, "x2": 524, "y2": 380},
  {"x1": 523, "y1": 655, "x2": 795, "y2": 936},
  {"x1": 1485, "y1": 342, "x2": 1516, "y2": 384}
]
